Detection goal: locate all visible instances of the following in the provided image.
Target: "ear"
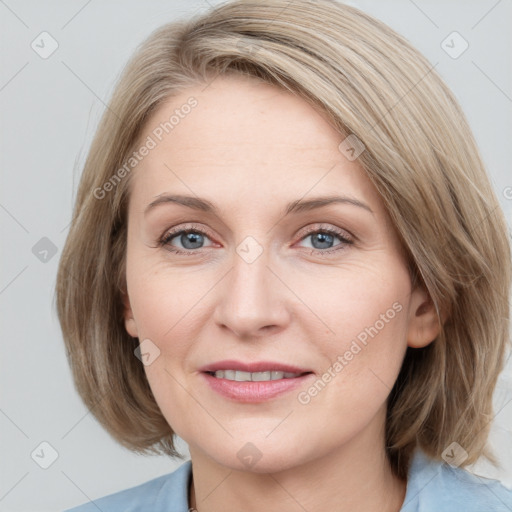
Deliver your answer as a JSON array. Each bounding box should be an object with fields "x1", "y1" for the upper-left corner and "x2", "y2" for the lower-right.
[
  {"x1": 406, "y1": 285, "x2": 442, "y2": 348},
  {"x1": 122, "y1": 292, "x2": 139, "y2": 339}
]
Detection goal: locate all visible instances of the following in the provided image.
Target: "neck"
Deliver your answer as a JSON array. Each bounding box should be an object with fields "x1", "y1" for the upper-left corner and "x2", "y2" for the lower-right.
[{"x1": 187, "y1": 410, "x2": 407, "y2": 512}]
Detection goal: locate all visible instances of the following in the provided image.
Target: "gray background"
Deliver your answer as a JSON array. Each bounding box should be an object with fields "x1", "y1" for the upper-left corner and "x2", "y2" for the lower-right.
[{"x1": 1, "y1": 0, "x2": 511, "y2": 510}]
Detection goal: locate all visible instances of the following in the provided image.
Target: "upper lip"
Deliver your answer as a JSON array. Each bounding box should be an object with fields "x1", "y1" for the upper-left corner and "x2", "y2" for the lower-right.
[{"x1": 198, "y1": 360, "x2": 313, "y2": 374}]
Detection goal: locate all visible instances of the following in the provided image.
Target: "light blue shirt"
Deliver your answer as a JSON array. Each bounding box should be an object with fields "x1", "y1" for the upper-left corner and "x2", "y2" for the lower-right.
[{"x1": 63, "y1": 448, "x2": 512, "y2": 511}]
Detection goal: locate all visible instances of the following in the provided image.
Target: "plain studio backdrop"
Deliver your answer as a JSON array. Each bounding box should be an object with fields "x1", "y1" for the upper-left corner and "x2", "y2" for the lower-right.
[{"x1": 1, "y1": 1, "x2": 511, "y2": 510}]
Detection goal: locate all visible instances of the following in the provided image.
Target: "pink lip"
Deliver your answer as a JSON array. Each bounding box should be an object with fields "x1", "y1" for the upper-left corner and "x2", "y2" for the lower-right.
[
  {"x1": 200, "y1": 372, "x2": 314, "y2": 402},
  {"x1": 198, "y1": 359, "x2": 312, "y2": 374},
  {"x1": 198, "y1": 360, "x2": 315, "y2": 403}
]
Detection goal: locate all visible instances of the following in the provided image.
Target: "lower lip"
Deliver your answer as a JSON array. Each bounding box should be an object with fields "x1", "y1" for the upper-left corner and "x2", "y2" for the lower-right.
[{"x1": 200, "y1": 372, "x2": 314, "y2": 402}]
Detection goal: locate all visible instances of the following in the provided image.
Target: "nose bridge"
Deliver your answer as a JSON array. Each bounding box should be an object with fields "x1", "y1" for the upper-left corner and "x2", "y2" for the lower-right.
[{"x1": 213, "y1": 238, "x2": 289, "y2": 337}]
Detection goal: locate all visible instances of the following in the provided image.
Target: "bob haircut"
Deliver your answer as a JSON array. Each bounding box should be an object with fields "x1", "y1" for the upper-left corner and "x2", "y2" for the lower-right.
[{"x1": 55, "y1": 0, "x2": 511, "y2": 480}]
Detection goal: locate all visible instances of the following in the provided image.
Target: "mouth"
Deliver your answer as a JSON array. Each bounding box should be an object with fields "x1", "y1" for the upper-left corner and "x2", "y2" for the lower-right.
[
  {"x1": 204, "y1": 370, "x2": 313, "y2": 381},
  {"x1": 198, "y1": 360, "x2": 315, "y2": 402}
]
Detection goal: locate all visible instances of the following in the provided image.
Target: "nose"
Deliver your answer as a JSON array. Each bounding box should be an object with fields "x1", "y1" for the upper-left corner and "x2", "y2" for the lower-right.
[{"x1": 212, "y1": 246, "x2": 291, "y2": 339}]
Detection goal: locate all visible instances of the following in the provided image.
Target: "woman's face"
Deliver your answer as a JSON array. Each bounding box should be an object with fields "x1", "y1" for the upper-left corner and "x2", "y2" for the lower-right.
[{"x1": 123, "y1": 75, "x2": 438, "y2": 472}]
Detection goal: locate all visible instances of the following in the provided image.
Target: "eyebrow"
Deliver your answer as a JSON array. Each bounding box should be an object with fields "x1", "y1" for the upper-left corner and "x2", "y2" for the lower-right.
[{"x1": 144, "y1": 193, "x2": 373, "y2": 217}]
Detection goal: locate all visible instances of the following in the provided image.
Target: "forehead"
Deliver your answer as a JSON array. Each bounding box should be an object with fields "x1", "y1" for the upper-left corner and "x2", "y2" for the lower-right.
[
  {"x1": 128, "y1": 75, "x2": 385, "y2": 218},
  {"x1": 144, "y1": 75, "x2": 341, "y2": 155}
]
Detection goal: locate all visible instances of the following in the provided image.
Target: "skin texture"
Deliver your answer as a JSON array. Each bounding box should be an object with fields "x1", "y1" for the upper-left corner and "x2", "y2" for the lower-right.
[{"x1": 123, "y1": 75, "x2": 441, "y2": 512}]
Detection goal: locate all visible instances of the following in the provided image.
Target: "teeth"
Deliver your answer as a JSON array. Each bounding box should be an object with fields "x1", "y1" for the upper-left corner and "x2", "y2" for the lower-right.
[
  {"x1": 252, "y1": 371, "x2": 271, "y2": 381},
  {"x1": 213, "y1": 370, "x2": 303, "y2": 381},
  {"x1": 235, "y1": 370, "x2": 252, "y2": 381}
]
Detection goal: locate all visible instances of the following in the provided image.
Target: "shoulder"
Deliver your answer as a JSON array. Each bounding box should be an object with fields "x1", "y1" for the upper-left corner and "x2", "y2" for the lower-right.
[
  {"x1": 62, "y1": 460, "x2": 192, "y2": 512},
  {"x1": 401, "y1": 448, "x2": 512, "y2": 512}
]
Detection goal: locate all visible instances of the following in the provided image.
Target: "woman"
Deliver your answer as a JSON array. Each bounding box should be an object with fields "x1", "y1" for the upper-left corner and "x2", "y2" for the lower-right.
[{"x1": 56, "y1": 0, "x2": 512, "y2": 510}]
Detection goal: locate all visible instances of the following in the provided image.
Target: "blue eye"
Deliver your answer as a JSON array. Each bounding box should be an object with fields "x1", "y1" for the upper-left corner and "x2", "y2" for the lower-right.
[
  {"x1": 159, "y1": 229, "x2": 214, "y2": 254},
  {"x1": 299, "y1": 229, "x2": 352, "y2": 251},
  {"x1": 158, "y1": 225, "x2": 354, "y2": 256}
]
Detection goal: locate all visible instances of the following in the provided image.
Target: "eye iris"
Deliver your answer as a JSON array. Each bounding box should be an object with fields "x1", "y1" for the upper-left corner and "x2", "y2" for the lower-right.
[
  {"x1": 181, "y1": 231, "x2": 203, "y2": 249},
  {"x1": 169, "y1": 229, "x2": 342, "y2": 252},
  {"x1": 312, "y1": 232, "x2": 334, "y2": 249}
]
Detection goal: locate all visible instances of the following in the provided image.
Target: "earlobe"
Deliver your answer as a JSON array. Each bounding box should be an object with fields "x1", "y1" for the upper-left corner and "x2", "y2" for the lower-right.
[
  {"x1": 122, "y1": 293, "x2": 139, "y2": 339},
  {"x1": 407, "y1": 286, "x2": 442, "y2": 348}
]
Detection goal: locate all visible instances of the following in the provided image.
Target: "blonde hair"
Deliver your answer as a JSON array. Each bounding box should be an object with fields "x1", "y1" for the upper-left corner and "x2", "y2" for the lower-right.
[{"x1": 55, "y1": 0, "x2": 511, "y2": 480}]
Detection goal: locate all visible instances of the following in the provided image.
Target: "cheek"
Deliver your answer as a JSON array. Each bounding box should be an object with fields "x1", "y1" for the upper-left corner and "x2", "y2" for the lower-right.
[
  {"x1": 127, "y1": 259, "x2": 206, "y2": 341},
  {"x1": 289, "y1": 274, "x2": 410, "y2": 448},
  {"x1": 299, "y1": 261, "x2": 411, "y2": 386},
  {"x1": 127, "y1": 267, "x2": 204, "y2": 436}
]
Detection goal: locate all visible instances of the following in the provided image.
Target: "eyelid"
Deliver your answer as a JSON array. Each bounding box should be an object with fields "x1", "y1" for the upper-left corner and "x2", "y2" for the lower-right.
[
  {"x1": 295, "y1": 222, "x2": 354, "y2": 243},
  {"x1": 158, "y1": 221, "x2": 355, "y2": 256},
  {"x1": 159, "y1": 222, "x2": 218, "y2": 246}
]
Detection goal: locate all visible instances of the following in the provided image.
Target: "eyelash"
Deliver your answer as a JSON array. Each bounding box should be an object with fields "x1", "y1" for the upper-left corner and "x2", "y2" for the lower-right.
[{"x1": 157, "y1": 223, "x2": 354, "y2": 256}]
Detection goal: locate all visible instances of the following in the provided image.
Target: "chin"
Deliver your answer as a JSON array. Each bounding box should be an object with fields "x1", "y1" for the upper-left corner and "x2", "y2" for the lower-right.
[{"x1": 201, "y1": 437, "x2": 311, "y2": 475}]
